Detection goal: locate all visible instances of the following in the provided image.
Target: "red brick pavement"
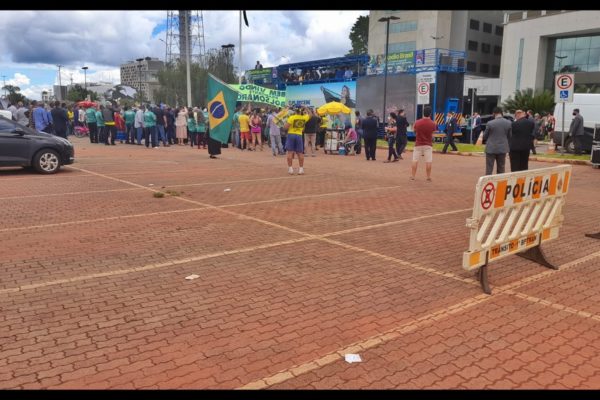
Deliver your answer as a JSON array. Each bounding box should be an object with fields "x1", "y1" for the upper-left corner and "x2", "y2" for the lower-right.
[{"x1": 0, "y1": 137, "x2": 599, "y2": 389}]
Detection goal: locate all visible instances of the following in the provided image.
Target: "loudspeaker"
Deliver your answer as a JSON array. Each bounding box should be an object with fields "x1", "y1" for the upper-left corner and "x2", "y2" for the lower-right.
[{"x1": 592, "y1": 147, "x2": 600, "y2": 164}]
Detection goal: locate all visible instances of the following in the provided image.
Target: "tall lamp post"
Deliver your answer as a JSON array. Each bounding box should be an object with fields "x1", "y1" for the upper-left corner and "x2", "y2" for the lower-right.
[
  {"x1": 430, "y1": 35, "x2": 444, "y2": 127},
  {"x1": 135, "y1": 58, "x2": 144, "y2": 104},
  {"x1": 555, "y1": 54, "x2": 568, "y2": 154},
  {"x1": 221, "y1": 44, "x2": 235, "y2": 83},
  {"x1": 81, "y1": 66, "x2": 88, "y2": 100},
  {"x1": 378, "y1": 15, "x2": 399, "y2": 123},
  {"x1": 56, "y1": 65, "x2": 63, "y2": 101}
]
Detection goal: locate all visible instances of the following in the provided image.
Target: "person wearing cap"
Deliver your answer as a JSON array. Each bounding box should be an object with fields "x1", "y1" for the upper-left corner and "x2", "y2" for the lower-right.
[
  {"x1": 284, "y1": 106, "x2": 310, "y2": 175},
  {"x1": 569, "y1": 108, "x2": 584, "y2": 155}
]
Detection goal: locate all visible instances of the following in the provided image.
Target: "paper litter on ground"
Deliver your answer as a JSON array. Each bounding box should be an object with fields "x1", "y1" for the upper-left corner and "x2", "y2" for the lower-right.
[
  {"x1": 345, "y1": 354, "x2": 362, "y2": 363},
  {"x1": 224, "y1": 188, "x2": 231, "y2": 192},
  {"x1": 185, "y1": 274, "x2": 200, "y2": 280}
]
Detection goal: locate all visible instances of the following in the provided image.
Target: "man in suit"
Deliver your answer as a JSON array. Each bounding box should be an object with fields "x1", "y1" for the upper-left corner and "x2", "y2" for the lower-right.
[
  {"x1": 509, "y1": 110, "x2": 535, "y2": 172},
  {"x1": 569, "y1": 108, "x2": 585, "y2": 155},
  {"x1": 50, "y1": 101, "x2": 68, "y2": 139},
  {"x1": 362, "y1": 109, "x2": 379, "y2": 161},
  {"x1": 441, "y1": 112, "x2": 458, "y2": 153},
  {"x1": 483, "y1": 106, "x2": 512, "y2": 175}
]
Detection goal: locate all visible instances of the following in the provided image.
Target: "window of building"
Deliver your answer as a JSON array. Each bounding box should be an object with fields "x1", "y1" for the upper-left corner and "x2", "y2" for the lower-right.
[
  {"x1": 387, "y1": 41, "x2": 416, "y2": 53},
  {"x1": 494, "y1": 45, "x2": 502, "y2": 56},
  {"x1": 492, "y1": 65, "x2": 500, "y2": 75},
  {"x1": 470, "y1": 19, "x2": 479, "y2": 30},
  {"x1": 495, "y1": 25, "x2": 504, "y2": 36},
  {"x1": 481, "y1": 43, "x2": 491, "y2": 54},
  {"x1": 468, "y1": 40, "x2": 478, "y2": 51},
  {"x1": 483, "y1": 22, "x2": 492, "y2": 33},
  {"x1": 389, "y1": 21, "x2": 417, "y2": 33},
  {"x1": 467, "y1": 61, "x2": 477, "y2": 72},
  {"x1": 480, "y1": 63, "x2": 489, "y2": 73}
]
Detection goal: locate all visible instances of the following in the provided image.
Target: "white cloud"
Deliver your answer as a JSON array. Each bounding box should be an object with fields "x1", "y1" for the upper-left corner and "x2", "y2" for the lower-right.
[
  {"x1": 0, "y1": 11, "x2": 368, "y2": 98},
  {"x1": 21, "y1": 84, "x2": 54, "y2": 101},
  {"x1": 6, "y1": 72, "x2": 31, "y2": 86}
]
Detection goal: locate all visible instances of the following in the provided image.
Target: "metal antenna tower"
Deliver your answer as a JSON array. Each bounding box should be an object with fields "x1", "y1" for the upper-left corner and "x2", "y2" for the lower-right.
[{"x1": 165, "y1": 10, "x2": 206, "y2": 66}]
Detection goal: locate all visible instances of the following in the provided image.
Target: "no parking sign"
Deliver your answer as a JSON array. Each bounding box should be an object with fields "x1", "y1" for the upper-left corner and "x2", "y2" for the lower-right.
[
  {"x1": 554, "y1": 74, "x2": 574, "y2": 103},
  {"x1": 417, "y1": 81, "x2": 430, "y2": 105}
]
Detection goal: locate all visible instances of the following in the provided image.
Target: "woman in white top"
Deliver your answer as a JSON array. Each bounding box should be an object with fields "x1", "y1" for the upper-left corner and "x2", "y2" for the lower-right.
[{"x1": 175, "y1": 107, "x2": 188, "y2": 145}]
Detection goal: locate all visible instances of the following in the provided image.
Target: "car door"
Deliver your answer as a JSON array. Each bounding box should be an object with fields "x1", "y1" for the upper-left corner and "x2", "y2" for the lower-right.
[{"x1": 0, "y1": 118, "x2": 31, "y2": 165}]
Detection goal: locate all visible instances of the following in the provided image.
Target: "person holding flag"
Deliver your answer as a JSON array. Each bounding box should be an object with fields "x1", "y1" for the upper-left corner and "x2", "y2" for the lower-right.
[{"x1": 206, "y1": 73, "x2": 239, "y2": 159}]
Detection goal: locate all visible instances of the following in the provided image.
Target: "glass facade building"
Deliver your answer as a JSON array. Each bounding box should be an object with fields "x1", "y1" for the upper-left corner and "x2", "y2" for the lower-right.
[{"x1": 545, "y1": 34, "x2": 600, "y2": 93}]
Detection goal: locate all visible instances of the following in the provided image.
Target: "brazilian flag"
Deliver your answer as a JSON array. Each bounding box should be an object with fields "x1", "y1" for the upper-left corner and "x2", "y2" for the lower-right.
[{"x1": 207, "y1": 73, "x2": 239, "y2": 144}]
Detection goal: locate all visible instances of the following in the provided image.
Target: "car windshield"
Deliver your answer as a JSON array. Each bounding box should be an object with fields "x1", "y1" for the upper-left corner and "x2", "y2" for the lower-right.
[{"x1": 0, "y1": 115, "x2": 40, "y2": 135}]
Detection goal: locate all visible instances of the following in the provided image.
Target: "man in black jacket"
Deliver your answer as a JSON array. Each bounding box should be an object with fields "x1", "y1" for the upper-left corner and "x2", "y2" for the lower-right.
[
  {"x1": 362, "y1": 109, "x2": 379, "y2": 161},
  {"x1": 509, "y1": 110, "x2": 535, "y2": 171},
  {"x1": 50, "y1": 101, "x2": 68, "y2": 139},
  {"x1": 394, "y1": 109, "x2": 409, "y2": 159}
]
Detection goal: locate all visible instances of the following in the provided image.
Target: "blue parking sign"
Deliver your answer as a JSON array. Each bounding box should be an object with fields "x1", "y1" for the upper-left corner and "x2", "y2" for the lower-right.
[{"x1": 560, "y1": 90, "x2": 569, "y2": 99}]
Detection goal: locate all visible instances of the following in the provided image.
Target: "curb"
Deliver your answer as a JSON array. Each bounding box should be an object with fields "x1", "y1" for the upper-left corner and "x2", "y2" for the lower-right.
[{"x1": 376, "y1": 146, "x2": 591, "y2": 166}]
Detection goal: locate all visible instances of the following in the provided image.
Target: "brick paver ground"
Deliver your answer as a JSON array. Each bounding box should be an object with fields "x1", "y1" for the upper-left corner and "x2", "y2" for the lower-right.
[{"x1": 1, "y1": 137, "x2": 599, "y2": 389}]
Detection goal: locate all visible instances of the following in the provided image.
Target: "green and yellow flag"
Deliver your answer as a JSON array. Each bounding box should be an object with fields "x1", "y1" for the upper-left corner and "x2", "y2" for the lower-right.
[{"x1": 207, "y1": 73, "x2": 238, "y2": 144}]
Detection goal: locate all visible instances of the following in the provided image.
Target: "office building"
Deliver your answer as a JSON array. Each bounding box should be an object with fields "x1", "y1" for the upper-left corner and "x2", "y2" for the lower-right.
[
  {"x1": 500, "y1": 10, "x2": 600, "y2": 102},
  {"x1": 120, "y1": 58, "x2": 164, "y2": 103},
  {"x1": 368, "y1": 10, "x2": 505, "y2": 78}
]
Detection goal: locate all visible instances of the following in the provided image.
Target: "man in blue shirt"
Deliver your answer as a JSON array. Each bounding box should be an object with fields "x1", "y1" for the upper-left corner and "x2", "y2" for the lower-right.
[{"x1": 32, "y1": 102, "x2": 51, "y2": 133}]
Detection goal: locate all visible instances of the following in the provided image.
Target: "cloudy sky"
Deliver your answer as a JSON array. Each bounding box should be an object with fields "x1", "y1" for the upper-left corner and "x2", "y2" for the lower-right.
[{"x1": 0, "y1": 10, "x2": 368, "y2": 100}]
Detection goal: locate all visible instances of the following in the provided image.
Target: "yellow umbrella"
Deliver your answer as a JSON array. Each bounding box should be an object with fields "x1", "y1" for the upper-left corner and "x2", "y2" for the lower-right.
[{"x1": 317, "y1": 101, "x2": 351, "y2": 116}]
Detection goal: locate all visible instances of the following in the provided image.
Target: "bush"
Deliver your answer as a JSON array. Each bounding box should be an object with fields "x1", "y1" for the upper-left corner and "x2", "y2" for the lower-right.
[{"x1": 502, "y1": 88, "x2": 556, "y2": 115}]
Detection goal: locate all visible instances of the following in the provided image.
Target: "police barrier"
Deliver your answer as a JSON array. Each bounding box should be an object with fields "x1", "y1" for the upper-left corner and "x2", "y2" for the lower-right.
[{"x1": 463, "y1": 165, "x2": 572, "y2": 294}]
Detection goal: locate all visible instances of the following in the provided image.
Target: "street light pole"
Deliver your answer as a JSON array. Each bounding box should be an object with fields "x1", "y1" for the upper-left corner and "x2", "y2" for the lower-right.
[
  {"x1": 57, "y1": 64, "x2": 63, "y2": 101},
  {"x1": 555, "y1": 55, "x2": 568, "y2": 155},
  {"x1": 378, "y1": 15, "x2": 399, "y2": 122},
  {"x1": 222, "y1": 44, "x2": 235, "y2": 83},
  {"x1": 81, "y1": 67, "x2": 88, "y2": 100},
  {"x1": 239, "y1": 11, "x2": 243, "y2": 84},
  {"x1": 135, "y1": 58, "x2": 143, "y2": 104}
]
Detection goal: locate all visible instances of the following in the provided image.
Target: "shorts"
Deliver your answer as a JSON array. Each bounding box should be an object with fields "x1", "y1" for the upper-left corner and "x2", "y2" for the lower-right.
[
  {"x1": 251, "y1": 128, "x2": 261, "y2": 134},
  {"x1": 412, "y1": 145, "x2": 433, "y2": 162},
  {"x1": 240, "y1": 131, "x2": 251, "y2": 141},
  {"x1": 285, "y1": 134, "x2": 304, "y2": 153}
]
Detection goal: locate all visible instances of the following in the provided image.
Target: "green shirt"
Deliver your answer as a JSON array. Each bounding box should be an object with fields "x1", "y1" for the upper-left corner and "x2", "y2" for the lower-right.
[
  {"x1": 95, "y1": 111, "x2": 104, "y2": 127},
  {"x1": 124, "y1": 110, "x2": 136, "y2": 125},
  {"x1": 187, "y1": 117, "x2": 196, "y2": 132},
  {"x1": 144, "y1": 111, "x2": 156, "y2": 127},
  {"x1": 232, "y1": 111, "x2": 241, "y2": 129},
  {"x1": 85, "y1": 108, "x2": 97, "y2": 123}
]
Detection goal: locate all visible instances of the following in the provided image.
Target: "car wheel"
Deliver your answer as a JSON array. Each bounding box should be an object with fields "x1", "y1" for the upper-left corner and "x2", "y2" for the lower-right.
[
  {"x1": 565, "y1": 137, "x2": 575, "y2": 154},
  {"x1": 33, "y1": 149, "x2": 61, "y2": 174}
]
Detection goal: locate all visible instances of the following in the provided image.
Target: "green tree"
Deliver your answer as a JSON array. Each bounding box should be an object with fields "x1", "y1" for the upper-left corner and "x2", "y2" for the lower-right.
[
  {"x1": 347, "y1": 15, "x2": 369, "y2": 55},
  {"x1": 66, "y1": 84, "x2": 97, "y2": 102},
  {"x1": 153, "y1": 47, "x2": 236, "y2": 107},
  {"x1": 501, "y1": 88, "x2": 556, "y2": 115},
  {"x1": 1, "y1": 84, "x2": 27, "y2": 105}
]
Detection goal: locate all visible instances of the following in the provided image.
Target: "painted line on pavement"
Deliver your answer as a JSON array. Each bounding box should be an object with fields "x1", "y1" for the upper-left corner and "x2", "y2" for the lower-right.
[
  {"x1": 0, "y1": 187, "x2": 142, "y2": 201},
  {"x1": 0, "y1": 237, "x2": 314, "y2": 296}
]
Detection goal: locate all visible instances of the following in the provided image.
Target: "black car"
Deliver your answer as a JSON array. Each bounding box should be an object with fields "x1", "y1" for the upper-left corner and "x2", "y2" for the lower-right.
[
  {"x1": 0, "y1": 115, "x2": 74, "y2": 174},
  {"x1": 459, "y1": 114, "x2": 515, "y2": 143},
  {"x1": 551, "y1": 128, "x2": 594, "y2": 154}
]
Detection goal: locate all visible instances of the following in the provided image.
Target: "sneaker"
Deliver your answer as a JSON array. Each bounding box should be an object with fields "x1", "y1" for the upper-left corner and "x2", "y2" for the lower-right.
[
  {"x1": 298, "y1": 167, "x2": 304, "y2": 175},
  {"x1": 288, "y1": 167, "x2": 294, "y2": 175}
]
